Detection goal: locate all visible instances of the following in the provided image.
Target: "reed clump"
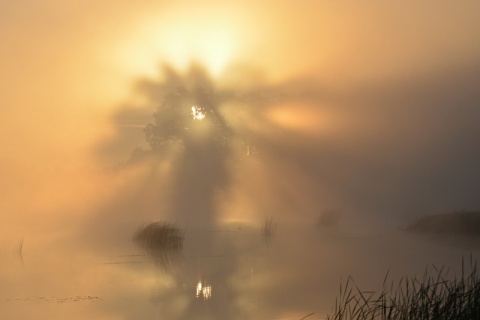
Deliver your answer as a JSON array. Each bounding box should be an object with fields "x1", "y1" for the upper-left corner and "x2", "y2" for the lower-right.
[
  {"x1": 133, "y1": 221, "x2": 184, "y2": 250},
  {"x1": 327, "y1": 259, "x2": 480, "y2": 320},
  {"x1": 133, "y1": 221, "x2": 184, "y2": 272},
  {"x1": 262, "y1": 218, "x2": 278, "y2": 237}
]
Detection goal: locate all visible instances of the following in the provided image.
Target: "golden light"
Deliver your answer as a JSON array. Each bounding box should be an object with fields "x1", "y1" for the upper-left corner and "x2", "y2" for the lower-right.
[
  {"x1": 112, "y1": 4, "x2": 250, "y2": 79},
  {"x1": 191, "y1": 106, "x2": 206, "y2": 120},
  {"x1": 195, "y1": 281, "x2": 212, "y2": 300},
  {"x1": 266, "y1": 103, "x2": 340, "y2": 135}
]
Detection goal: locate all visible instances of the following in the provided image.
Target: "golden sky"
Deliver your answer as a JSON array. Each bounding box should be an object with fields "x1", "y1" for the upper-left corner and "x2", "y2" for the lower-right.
[
  {"x1": 2, "y1": 0, "x2": 480, "y2": 230},
  {"x1": 2, "y1": 3, "x2": 480, "y2": 319}
]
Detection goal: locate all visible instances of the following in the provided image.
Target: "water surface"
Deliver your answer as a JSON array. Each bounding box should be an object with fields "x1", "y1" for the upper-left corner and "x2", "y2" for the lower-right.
[{"x1": 2, "y1": 218, "x2": 477, "y2": 320}]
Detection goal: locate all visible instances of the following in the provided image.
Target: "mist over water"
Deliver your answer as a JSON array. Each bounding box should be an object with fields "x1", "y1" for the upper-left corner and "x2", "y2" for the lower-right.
[{"x1": 2, "y1": 1, "x2": 480, "y2": 319}]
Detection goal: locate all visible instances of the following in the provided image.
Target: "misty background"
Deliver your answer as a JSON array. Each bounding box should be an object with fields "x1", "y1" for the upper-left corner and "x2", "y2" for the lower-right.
[
  {"x1": 1, "y1": 1, "x2": 480, "y2": 319},
  {"x1": 94, "y1": 61, "x2": 480, "y2": 231}
]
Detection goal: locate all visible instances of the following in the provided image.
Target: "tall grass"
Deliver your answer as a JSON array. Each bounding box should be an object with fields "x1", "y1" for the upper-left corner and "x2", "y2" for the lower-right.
[
  {"x1": 327, "y1": 258, "x2": 480, "y2": 320},
  {"x1": 261, "y1": 218, "x2": 278, "y2": 246},
  {"x1": 133, "y1": 221, "x2": 184, "y2": 272},
  {"x1": 15, "y1": 237, "x2": 24, "y2": 266},
  {"x1": 262, "y1": 218, "x2": 278, "y2": 237}
]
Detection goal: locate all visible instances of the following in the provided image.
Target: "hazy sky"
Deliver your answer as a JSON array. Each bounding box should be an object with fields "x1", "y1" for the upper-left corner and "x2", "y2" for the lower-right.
[
  {"x1": 2, "y1": 0, "x2": 480, "y2": 237},
  {"x1": 2, "y1": 2, "x2": 480, "y2": 320}
]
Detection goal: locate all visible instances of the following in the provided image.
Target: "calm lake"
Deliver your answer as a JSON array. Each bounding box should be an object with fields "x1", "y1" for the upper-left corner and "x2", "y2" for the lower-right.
[{"x1": 2, "y1": 215, "x2": 478, "y2": 320}]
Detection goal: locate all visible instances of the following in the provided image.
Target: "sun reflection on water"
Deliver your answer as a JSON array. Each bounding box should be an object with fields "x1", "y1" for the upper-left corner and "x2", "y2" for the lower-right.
[{"x1": 195, "y1": 281, "x2": 212, "y2": 300}]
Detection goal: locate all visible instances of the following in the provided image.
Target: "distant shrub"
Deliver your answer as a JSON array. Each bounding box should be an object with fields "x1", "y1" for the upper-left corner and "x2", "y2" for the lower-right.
[
  {"x1": 407, "y1": 210, "x2": 480, "y2": 236},
  {"x1": 317, "y1": 209, "x2": 341, "y2": 228}
]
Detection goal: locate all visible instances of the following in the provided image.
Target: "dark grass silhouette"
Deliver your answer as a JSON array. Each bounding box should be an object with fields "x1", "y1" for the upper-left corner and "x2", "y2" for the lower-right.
[
  {"x1": 261, "y1": 217, "x2": 278, "y2": 247},
  {"x1": 262, "y1": 217, "x2": 278, "y2": 237},
  {"x1": 133, "y1": 221, "x2": 184, "y2": 272},
  {"x1": 327, "y1": 259, "x2": 480, "y2": 320}
]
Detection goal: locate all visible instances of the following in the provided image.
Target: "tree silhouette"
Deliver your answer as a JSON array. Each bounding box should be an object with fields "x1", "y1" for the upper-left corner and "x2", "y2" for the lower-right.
[
  {"x1": 144, "y1": 86, "x2": 231, "y2": 151},
  {"x1": 136, "y1": 64, "x2": 322, "y2": 225},
  {"x1": 140, "y1": 66, "x2": 238, "y2": 226}
]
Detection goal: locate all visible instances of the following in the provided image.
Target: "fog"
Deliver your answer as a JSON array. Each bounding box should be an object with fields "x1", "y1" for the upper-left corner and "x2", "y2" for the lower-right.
[{"x1": 1, "y1": 1, "x2": 480, "y2": 319}]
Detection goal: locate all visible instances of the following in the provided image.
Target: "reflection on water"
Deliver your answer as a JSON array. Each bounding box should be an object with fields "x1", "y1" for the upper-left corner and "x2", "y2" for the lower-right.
[
  {"x1": 1, "y1": 218, "x2": 478, "y2": 320},
  {"x1": 196, "y1": 281, "x2": 212, "y2": 300}
]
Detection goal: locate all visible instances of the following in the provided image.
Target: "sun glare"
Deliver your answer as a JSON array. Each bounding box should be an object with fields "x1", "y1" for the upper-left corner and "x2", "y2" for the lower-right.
[
  {"x1": 266, "y1": 103, "x2": 337, "y2": 135},
  {"x1": 192, "y1": 106, "x2": 206, "y2": 120},
  {"x1": 115, "y1": 6, "x2": 247, "y2": 79}
]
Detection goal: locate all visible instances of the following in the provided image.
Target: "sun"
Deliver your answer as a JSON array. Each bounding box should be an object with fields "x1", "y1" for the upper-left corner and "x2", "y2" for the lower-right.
[{"x1": 115, "y1": 5, "x2": 247, "y2": 79}]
